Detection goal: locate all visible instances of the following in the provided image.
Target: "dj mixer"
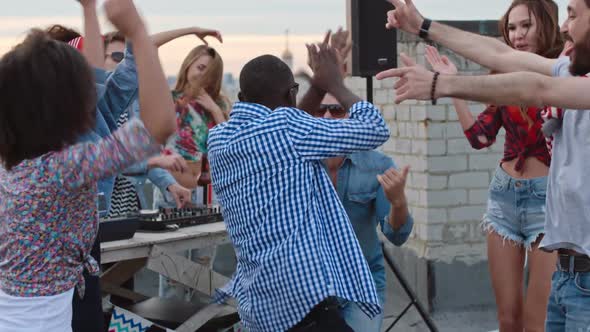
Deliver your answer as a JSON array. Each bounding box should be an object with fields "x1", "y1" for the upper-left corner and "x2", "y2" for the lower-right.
[{"x1": 99, "y1": 206, "x2": 223, "y2": 242}]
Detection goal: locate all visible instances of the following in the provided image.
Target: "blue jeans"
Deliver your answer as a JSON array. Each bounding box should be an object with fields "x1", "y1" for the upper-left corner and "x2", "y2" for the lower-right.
[
  {"x1": 483, "y1": 166, "x2": 547, "y2": 250},
  {"x1": 339, "y1": 302, "x2": 383, "y2": 332},
  {"x1": 339, "y1": 291, "x2": 384, "y2": 332},
  {"x1": 546, "y1": 270, "x2": 590, "y2": 332}
]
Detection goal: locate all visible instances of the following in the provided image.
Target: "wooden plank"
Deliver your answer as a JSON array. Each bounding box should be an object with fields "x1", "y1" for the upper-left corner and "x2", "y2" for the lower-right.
[
  {"x1": 100, "y1": 258, "x2": 147, "y2": 286},
  {"x1": 147, "y1": 245, "x2": 231, "y2": 296},
  {"x1": 101, "y1": 282, "x2": 149, "y2": 303},
  {"x1": 101, "y1": 246, "x2": 151, "y2": 264}
]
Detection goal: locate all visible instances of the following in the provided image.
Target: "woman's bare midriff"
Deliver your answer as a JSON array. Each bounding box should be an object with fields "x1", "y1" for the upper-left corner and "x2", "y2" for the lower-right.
[{"x1": 501, "y1": 157, "x2": 549, "y2": 179}]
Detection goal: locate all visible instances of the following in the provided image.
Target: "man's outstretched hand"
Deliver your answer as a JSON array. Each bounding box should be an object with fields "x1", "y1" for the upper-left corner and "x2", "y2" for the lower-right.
[
  {"x1": 376, "y1": 53, "x2": 437, "y2": 104},
  {"x1": 385, "y1": 0, "x2": 425, "y2": 35}
]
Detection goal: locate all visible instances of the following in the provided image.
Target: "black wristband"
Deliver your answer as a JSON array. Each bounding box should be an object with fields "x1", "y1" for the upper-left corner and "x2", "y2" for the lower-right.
[
  {"x1": 431, "y1": 71, "x2": 440, "y2": 105},
  {"x1": 419, "y1": 18, "x2": 432, "y2": 39}
]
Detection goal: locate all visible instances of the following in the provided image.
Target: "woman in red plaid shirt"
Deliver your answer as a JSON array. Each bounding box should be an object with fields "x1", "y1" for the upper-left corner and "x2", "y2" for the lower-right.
[{"x1": 425, "y1": 1, "x2": 565, "y2": 331}]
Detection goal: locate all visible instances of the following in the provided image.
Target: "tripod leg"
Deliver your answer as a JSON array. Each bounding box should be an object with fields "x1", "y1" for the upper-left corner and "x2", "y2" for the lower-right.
[
  {"x1": 382, "y1": 242, "x2": 439, "y2": 332},
  {"x1": 386, "y1": 302, "x2": 413, "y2": 332}
]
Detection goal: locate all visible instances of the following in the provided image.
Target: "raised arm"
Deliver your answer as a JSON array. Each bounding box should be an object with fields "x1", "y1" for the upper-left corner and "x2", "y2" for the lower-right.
[
  {"x1": 376, "y1": 60, "x2": 590, "y2": 110},
  {"x1": 440, "y1": 73, "x2": 590, "y2": 110},
  {"x1": 79, "y1": 0, "x2": 105, "y2": 69},
  {"x1": 385, "y1": 0, "x2": 556, "y2": 75},
  {"x1": 285, "y1": 101, "x2": 389, "y2": 161},
  {"x1": 298, "y1": 30, "x2": 352, "y2": 113},
  {"x1": 96, "y1": 42, "x2": 137, "y2": 131},
  {"x1": 376, "y1": 162, "x2": 414, "y2": 246},
  {"x1": 288, "y1": 42, "x2": 389, "y2": 160},
  {"x1": 104, "y1": 0, "x2": 175, "y2": 144},
  {"x1": 151, "y1": 27, "x2": 223, "y2": 48},
  {"x1": 424, "y1": 46, "x2": 494, "y2": 147},
  {"x1": 308, "y1": 40, "x2": 361, "y2": 110},
  {"x1": 297, "y1": 33, "x2": 331, "y2": 113}
]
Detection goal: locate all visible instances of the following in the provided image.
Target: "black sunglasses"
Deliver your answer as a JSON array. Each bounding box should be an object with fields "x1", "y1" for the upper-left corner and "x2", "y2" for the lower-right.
[
  {"x1": 314, "y1": 104, "x2": 347, "y2": 118},
  {"x1": 289, "y1": 83, "x2": 300, "y2": 95},
  {"x1": 106, "y1": 51, "x2": 124, "y2": 63}
]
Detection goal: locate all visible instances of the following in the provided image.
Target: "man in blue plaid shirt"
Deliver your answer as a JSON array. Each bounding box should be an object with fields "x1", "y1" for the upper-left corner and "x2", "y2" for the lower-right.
[{"x1": 208, "y1": 40, "x2": 390, "y2": 331}]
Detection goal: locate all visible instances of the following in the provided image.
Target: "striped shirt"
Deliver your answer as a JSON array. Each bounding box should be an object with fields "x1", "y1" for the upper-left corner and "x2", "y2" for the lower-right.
[{"x1": 208, "y1": 101, "x2": 390, "y2": 332}]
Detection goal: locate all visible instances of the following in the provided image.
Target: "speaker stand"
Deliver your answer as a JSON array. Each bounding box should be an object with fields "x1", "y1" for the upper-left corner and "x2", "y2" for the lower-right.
[
  {"x1": 382, "y1": 242, "x2": 438, "y2": 332},
  {"x1": 365, "y1": 76, "x2": 373, "y2": 103}
]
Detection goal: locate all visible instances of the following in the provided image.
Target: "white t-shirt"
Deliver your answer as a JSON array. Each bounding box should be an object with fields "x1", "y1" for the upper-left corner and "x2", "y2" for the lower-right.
[
  {"x1": 540, "y1": 56, "x2": 590, "y2": 256},
  {"x1": 0, "y1": 287, "x2": 74, "y2": 332}
]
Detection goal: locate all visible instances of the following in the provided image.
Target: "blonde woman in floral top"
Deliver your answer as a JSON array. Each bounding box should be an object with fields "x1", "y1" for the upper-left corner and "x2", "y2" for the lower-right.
[
  {"x1": 0, "y1": 1, "x2": 175, "y2": 331},
  {"x1": 154, "y1": 44, "x2": 230, "y2": 207}
]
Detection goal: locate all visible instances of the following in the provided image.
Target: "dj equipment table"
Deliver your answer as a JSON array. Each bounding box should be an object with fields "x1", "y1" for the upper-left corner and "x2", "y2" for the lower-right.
[{"x1": 100, "y1": 220, "x2": 235, "y2": 331}]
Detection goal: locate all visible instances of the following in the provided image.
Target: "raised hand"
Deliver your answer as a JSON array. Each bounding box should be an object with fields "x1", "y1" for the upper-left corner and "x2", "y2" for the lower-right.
[
  {"x1": 307, "y1": 44, "x2": 344, "y2": 93},
  {"x1": 385, "y1": 0, "x2": 424, "y2": 35},
  {"x1": 103, "y1": 0, "x2": 144, "y2": 39},
  {"x1": 425, "y1": 45, "x2": 457, "y2": 75},
  {"x1": 330, "y1": 27, "x2": 352, "y2": 75},
  {"x1": 193, "y1": 27, "x2": 223, "y2": 44},
  {"x1": 377, "y1": 166, "x2": 410, "y2": 207},
  {"x1": 376, "y1": 53, "x2": 436, "y2": 104},
  {"x1": 307, "y1": 30, "x2": 331, "y2": 66},
  {"x1": 331, "y1": 27, "x2": 352, "y2": 58},
  {"x1": 306, "y1": 32, "x2": 345, "y2": 93}
]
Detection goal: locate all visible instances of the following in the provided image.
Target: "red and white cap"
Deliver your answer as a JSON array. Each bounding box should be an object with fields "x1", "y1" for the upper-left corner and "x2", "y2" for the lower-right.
[{"x1": 67, "y1": 36, "x2": 84, "y2": 51}]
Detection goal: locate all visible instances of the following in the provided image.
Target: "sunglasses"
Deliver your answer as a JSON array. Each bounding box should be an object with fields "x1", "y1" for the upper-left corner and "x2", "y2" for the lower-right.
[
  {"x1": 105, "y1": 51, "x2": 124, "y2": 63},
  {"x1": 313, "y1": 104, "x2": 348, "y2": 118},
  {"x1": 288, "y1": 83, "x2": 300, "y2": 95}
]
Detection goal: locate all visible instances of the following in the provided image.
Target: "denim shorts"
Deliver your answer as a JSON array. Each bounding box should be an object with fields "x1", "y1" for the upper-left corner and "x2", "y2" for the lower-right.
[{"x1": 482, "y1": 166, "x2": 548, "y2": 250}]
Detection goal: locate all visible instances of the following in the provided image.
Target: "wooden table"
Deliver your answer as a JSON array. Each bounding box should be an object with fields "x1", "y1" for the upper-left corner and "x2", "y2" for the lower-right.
[
  {"x1": 101, "y1": 222, "x2": 228, "y2": 264},
  {"x1": 100, "y1": 222, "x2": 236, "y2": 332}
]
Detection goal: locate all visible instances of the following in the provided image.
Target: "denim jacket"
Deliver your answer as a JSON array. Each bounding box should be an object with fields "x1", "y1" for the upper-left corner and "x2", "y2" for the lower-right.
[
  {"x1": 324, "y1": 150, "x2": 414, "y2": 304},
  {"x1": 77, "y1": 42, "x2": 138, "y2": 213}
]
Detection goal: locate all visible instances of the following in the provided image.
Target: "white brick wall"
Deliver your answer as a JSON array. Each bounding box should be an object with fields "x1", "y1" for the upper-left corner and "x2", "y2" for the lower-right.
[
  {"x1": 469, "y1": 189, "x2": 490, "y2": 205},
  {"x1": 428, "y1": 156, "x2": 468, "y2": 173},
  {"x1": 449, "y1": 172, "x2": 490, "y2": 189},
  {"x1": 426, "y1": 189, "x2": 468, "y2": 207}
]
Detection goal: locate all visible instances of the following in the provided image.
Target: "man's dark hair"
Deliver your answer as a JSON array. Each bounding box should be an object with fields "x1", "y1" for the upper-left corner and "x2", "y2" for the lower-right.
[
  {"x1": 239, "y1": 55, "x2": 296, "y2": 109},
  {"x1": 0, "y1": 30, "x2": 96, "y2": 170},
  {"x1": 103, "y1": 31, "x2": 125, "y2": 49},
  {"x1": 44, "y1": 24, "x2": 81, "y2": 42}
]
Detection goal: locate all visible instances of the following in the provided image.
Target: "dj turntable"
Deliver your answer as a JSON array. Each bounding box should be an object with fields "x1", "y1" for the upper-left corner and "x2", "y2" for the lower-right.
[
  {"x1": 99, "y1": 206, "x2": 223, "y2": 242},
  {"x1": 137, "y1": 206, "x2": 223, "y2": 231}
]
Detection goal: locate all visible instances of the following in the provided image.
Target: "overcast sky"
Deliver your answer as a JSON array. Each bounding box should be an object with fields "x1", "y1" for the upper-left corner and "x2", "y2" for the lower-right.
[{"x1": 0, "y1": 0, "x2": 572, "y2": 75}]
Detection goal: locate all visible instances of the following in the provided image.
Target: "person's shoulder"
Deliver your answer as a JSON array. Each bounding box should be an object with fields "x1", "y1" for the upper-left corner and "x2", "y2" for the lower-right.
[
  {"x1": 209, "y1": 121, "x2": 228, "y2": 135},
  {"x1": 351, "y1": 150, "x2": 395, "y2": 171}
]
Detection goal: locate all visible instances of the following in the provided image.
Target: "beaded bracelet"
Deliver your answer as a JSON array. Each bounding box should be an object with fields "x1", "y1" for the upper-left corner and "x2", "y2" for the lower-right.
[{"x1": 431, "y1": 71, "x2": 440, "y2": 105}]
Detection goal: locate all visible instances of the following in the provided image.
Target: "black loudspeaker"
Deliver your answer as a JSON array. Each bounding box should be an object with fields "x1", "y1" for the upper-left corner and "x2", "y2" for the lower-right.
[{"x1": 347, "y1": 0, "x2": 397, "y2": 77}]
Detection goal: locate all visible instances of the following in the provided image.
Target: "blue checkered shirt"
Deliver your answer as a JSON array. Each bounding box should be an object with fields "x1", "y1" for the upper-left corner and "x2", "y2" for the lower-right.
[{"x1": 208, "y1": 101, "x2": 390, "y2": 332}]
